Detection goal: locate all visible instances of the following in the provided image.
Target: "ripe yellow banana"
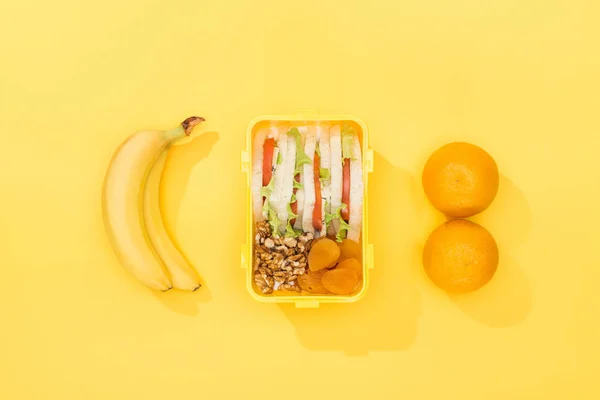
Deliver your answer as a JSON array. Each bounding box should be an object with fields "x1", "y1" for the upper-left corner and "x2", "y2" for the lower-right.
[
  {"x1": 144, "y1": 151, "x2": 201, "y2": 291},
  {"x1": 102, "y1": 116, "x2": 204, "y2": 291}
]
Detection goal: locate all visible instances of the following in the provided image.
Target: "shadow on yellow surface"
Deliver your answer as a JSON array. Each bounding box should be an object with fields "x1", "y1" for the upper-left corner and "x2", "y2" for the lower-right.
[
  {"x1": 448, "y1": 255, "x2": 531, "y2": 328},
  {"x1": 471, "y1": 176, "x2": 532, "y2": 250},
  {"x1": 280, "y1": 152, "x2": 422, "y2": 355},
  {"x1": 449, "y1": 176, "x2": 533, "y2": 327},
  {"x1": 160, "y1": 131, "x2": 220, "y2": 235},
  {"x1": 150, "y1": 131, "x2": 219, "y2": 316}
]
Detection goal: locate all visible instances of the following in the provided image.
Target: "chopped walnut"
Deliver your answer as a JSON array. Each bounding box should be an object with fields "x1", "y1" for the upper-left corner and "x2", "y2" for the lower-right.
[{"x1": 252, "y1": 221, "x2": 313, "y2": 294}]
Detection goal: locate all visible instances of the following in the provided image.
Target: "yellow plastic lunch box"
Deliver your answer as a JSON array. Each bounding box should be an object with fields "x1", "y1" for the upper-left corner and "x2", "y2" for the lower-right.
[{"x1": 241, "y1": 111, "x2": 374, "y2": 308}]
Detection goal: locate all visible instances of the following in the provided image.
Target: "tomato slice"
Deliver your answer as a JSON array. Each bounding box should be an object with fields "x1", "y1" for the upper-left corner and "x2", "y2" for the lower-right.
[
  {"x1": 262, "y1": 138, "x2": 275, "y2": 187},
  {"x1": 290, "y1": 173, "x2": 300, "y2": 225},
  {"x1": 313, "y1": 154, "x2": 322, "y2": 231},
  {"x1": 341, "y1": 159, "x2": 350, "y2": 222}
]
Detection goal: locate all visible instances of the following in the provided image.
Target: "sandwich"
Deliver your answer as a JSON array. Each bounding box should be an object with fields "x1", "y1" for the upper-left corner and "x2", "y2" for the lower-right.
[{"x1": 252, "y1": 123, "x2": 363, "y2": 242}]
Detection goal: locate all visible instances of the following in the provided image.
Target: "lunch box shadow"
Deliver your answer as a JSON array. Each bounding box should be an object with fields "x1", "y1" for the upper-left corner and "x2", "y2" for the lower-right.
[{"x1": 279, "y1": 152, "x2": 423, "y2": 355}]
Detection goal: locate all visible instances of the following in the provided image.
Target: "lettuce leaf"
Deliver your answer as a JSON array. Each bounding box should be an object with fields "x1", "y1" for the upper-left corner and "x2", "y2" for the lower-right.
[
  {"x1": 259, "y1": 176, "x2": 275, "y2": 199},
  {"x1": 260, "y1": 177, "x2": 281, "y2": 236},
  {"x1": 341, "y1": 125, "x2": 356, "y2": 160},
  {"x1": 319, "y1": 168, "x2": 330, "y2": 180},
  {"x1": 315, "y1": 142, "x2": 321, "y2": 158},
  {"x1": 277, "y1": 152, "x2": 283, "y2": 165},
  {"x1": 325, "y1": 203, "x2": 350, "y2": 242},
  {"x1": 260, "y1": 198, "x2": 281, "y2": 237},
  {"x1": 287, "y1": 127, "x2": 311, "y2": 174},
  {"x1": 285, "y1": 221, "x2": 301, "y2": 238},
  {"x1": 267, "y1": 205, "x2": 282, "y2": 237},
  {"x1": 284, "y1": 196, "x2": 301, "y2": 238},
  {"x1": 293, "y1": 179, "x2": 303, "y2": 189}
]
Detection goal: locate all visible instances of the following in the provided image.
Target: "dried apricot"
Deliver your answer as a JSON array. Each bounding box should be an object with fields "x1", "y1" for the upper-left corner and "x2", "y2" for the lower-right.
[
  {"x1": 308, "y1": 238, "x2": 340, "y2": 271},
  {"x1": 321, "y1": 268, "x2": 359, "y2": 295},
  {"x1": 336, "y1": 258, "x2": 362, "y2": 278},
  {"x1": 337, "y1": 239, "x2": 361, "y2": 262},
  {"x1": 297, "y1": 270, "x2": 330, "y2": 294}
]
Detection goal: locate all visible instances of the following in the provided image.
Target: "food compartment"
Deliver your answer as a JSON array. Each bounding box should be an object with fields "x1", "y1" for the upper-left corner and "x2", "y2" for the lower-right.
[{"x1": 242, "y1": 114, "x2": 373, "y2": 307}]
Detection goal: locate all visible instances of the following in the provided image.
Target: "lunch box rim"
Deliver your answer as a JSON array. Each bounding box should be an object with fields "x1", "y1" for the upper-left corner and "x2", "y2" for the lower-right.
[{"x1": 241, "y1": 111, "x2": 374, "y2": 308}]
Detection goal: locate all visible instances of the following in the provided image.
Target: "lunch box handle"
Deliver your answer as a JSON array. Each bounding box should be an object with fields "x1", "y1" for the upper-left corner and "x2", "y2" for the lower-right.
[
  {"x1": 295, "y1": 299, "x2": 320, "y2": 309},
  {"x1": 241, "y1": 150, "x2": 250, "y2": 173},
  {"x1": 296, "y1": 109, "x2": 319, "y2": 120},
  {"x1": 366, "y1": 148, "x2": 374, "y2": 173},
  {"x1": 241, "y1": 244, "x2": 249, "y2": 269},
  {"x1": 367, "y1": 244, "x2": 375, "y2": 270}
]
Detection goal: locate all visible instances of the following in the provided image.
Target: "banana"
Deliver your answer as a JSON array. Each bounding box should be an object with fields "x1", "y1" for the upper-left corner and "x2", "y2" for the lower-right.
[
  {"x1": 102, "y1": 116, "x2": 204, "y2": 291},
  {"x1": 144, "y1": 151, "x2": 201, "y2": 291}
]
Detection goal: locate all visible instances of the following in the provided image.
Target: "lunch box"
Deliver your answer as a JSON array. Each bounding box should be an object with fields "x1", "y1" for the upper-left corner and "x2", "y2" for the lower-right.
[{"x1": 241, "y1": 110, "x2": 374, "y2": 308}]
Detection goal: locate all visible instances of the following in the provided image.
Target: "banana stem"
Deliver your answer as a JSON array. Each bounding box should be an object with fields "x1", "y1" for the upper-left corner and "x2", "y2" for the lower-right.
[
  {"x1": 162, "y1": 116, "x2": 205, "y2": 141},
  {"x1": 182, "y1": 116, "x2": 205, "y2": 135}
]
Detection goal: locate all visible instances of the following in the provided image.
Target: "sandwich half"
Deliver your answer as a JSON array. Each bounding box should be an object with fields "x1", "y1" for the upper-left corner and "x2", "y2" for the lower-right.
[{"x1": 253, "y1": 124, "x2": 363, "y2": 242}]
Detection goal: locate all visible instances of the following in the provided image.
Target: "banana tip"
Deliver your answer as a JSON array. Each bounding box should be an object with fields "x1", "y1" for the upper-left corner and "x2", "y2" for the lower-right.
[{"x1": 193, "y1": 285, "x2": 202, "y2": 292}]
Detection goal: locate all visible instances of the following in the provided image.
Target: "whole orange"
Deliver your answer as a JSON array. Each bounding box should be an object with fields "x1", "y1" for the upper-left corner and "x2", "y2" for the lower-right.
[
  {"x1": 422, "y1": 219, "x2": 498, "y2": 293},
  {"x1": 422, "y1": 142, "x2": 499, "y2": 218}
]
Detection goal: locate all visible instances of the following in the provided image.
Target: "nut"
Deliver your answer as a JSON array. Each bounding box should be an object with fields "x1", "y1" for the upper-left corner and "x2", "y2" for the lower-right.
[
  {"x1": 288, "y1": 254, "x2": 303, "y2": 262},
  {"x1": 253, "y1": 221, "x2": 313, "y2": 294},
  {"x1": 254, "y1": 274, "x2": 272, "y2": 294},
  {"x1": 279, "y1": 283, "x2": 301, "y2": 293},
  {"x1": 264, "y1": 275, "x2": 274, "y2": 288},
  {"x1": 283, "y1": 237, "x2": 297, "y2": 248}
]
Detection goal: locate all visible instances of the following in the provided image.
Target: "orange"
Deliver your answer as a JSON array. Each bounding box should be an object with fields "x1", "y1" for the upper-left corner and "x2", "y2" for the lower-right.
[
  {"x1": 422, "y1": 142, "x2": 499, "y2": 218},
  {"x1": 422, "y1": 219, "x2": 498, "y2": 293}
]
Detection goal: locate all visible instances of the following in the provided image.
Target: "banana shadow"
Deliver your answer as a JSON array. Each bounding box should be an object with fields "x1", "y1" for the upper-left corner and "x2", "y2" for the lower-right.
[
  {"x1": 151, "y1": 131, "x2": 219, "y2": 316},
  {"x1": 449, "y1": 176, "x2": 533, "y2": 327},
  {"x1": 279, "y1": 151, "x2": 423, "y2": 355}
]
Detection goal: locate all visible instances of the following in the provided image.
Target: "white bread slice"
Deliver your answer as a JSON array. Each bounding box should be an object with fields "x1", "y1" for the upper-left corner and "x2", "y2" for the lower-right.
[
  {"x1": 317, "y1": 124, "x2": 331, "y2": 237},
  {"x1": 301, "y1": 127, "x2": 317, "y2": 234},
  {"x1": 251, "y1": 128, "x2": 268, "y2": 221},
  {"x1": 293, "y1": 128, "x2": 307, "y2": 230},
  {"x1": 347, "y1": 133, "x2": 363, "y2": 242},
  {"x1": 329, "y1": 125, "x2": 343, "y2": 233},
  {"x1": 268, "y1": 125, "x2": 289, "y2": 234},
  {"x1": 276, "y1": 131, "x2": 296, "y2": 233}
]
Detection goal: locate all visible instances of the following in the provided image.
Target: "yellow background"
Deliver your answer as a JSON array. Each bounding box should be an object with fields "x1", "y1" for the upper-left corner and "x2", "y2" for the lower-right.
[{"x1": 1, "y1": 0, "x2": 599, "y2": 398}]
